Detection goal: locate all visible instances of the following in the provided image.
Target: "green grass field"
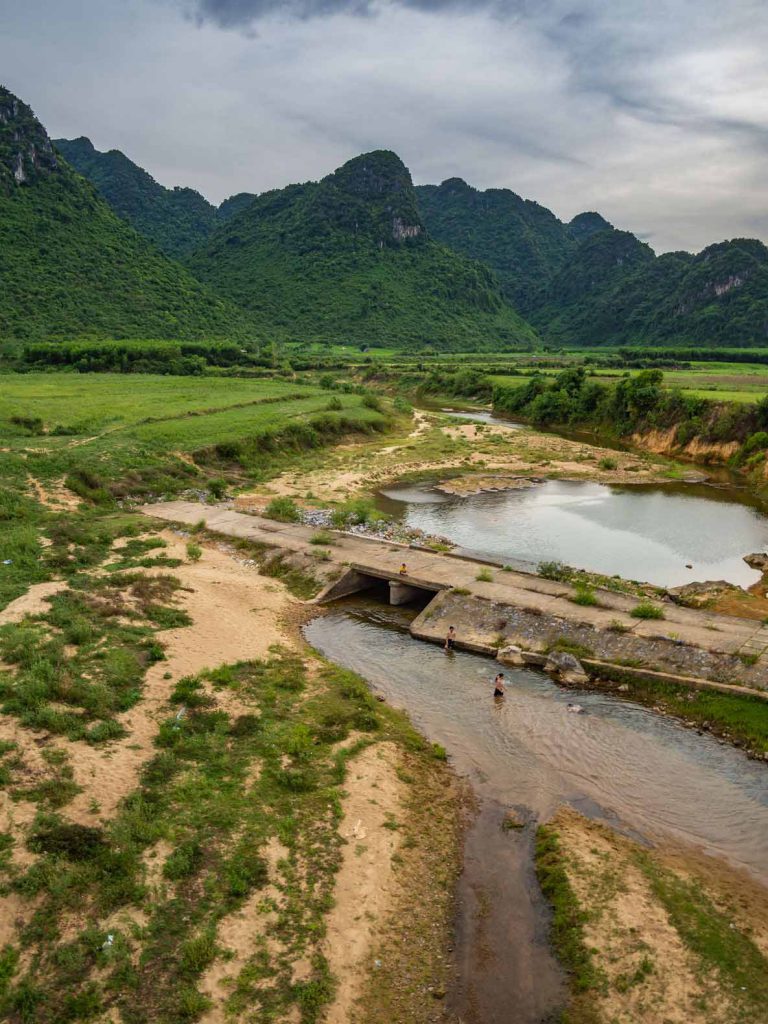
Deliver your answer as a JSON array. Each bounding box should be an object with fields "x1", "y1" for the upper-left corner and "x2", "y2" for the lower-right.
[{"x1": 0, "y1": 373, "x2": 392, "y2": 611}]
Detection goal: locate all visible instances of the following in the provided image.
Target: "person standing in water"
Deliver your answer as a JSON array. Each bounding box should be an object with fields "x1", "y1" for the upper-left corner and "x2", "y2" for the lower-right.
[
  {"x1": 445, "y1": 626, "x2": 456, "y2": 652},
  {"x1": 493, "y1": 672, "x2": 505, "y2": 697}
]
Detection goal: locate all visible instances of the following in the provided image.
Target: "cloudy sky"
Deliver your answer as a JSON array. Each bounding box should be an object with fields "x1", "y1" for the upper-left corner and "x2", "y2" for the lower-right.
[{"x1": 3, "y1": 0, "x2": 767, "y2": 252}]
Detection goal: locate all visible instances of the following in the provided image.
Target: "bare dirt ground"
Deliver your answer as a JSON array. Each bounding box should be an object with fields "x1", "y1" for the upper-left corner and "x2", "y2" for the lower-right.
[
  {"x1": 0, "y1": 521, "x2": 460, "y2": 1023},
  {"x1": 323, "y1": 742, "x2": 404, "y2": 1023},
  {"x1": 63, "y1": 531, "x2": 292, "y2": 825},
  {"x1": 551, "y1": 808, "x2": 768, "y2": 1023},
  {"x1": 235, "y1": 410, "x2": 671, "y2": 513},
  {"x1": 0, "y1": 580, "x2": 68, "y2": 626}
]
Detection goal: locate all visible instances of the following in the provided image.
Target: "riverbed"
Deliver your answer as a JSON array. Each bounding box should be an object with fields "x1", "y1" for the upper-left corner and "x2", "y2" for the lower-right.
[{"x1": 305, "y1": 602, "x2": 768, "y2": 1021}]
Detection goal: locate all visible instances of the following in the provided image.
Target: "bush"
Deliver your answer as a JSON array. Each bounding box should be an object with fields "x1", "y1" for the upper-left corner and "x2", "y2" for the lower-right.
[
  {"x1": 597, "y1": 456, "x2": 617, "y2": 470},
  {"x1": 264, "y1": 497, "x2": 301, "y2": 523},
  {"x1": 630, "y1": 601, "x2": 665, "y2": 620},
  {"x1": 310, "y1": 530, "x2": 334, "y2": 545},
  {"x1": 330, "y1": 497, "x2": 382, "y2": 528},
  {"x1": 476, "y1": 568, "x2": 493, "y2": 583},
  {"x1": 570, "y1": 584, "x2": 598, "y2": 607},
  {"x1": 207, "y1": 478, "x2": 227, "y2": 500},
  {"x1": 326, "y1": 396, "x2": 343, "y2": 411},
  {"x1": 28, "y1": 823, "x2": 107, "y2": 860},
  {"x1": 361, "y1": 393, "x2": 383, "y2": 412},
  {"x1": 186, "y1": 542, "x2": 202, "y2": 562}
]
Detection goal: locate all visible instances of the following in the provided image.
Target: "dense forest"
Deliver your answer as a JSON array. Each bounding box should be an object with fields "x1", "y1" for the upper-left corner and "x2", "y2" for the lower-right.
[{"x1": 188, "y1": 150, "x2": 537, "y2": 351}]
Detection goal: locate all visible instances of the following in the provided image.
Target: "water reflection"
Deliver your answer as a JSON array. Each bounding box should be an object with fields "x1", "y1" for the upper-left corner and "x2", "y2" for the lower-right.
[{"x1": 378, "y1": 478, "x2": 768, "y2": 587}]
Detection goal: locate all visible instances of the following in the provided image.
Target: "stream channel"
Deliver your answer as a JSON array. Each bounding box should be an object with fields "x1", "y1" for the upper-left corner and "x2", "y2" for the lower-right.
[
  {"x1": 376, "y1": 410, "x2": 768, "y2": 588},
  {"x1": 305, "y1": 598, "x2": 768, "y2": 1023}
]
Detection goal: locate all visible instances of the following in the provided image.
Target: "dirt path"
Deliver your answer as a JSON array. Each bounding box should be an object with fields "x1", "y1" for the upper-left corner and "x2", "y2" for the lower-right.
[{"x1": 323, "y1": 743, "x2": 404, "y2": 1023}]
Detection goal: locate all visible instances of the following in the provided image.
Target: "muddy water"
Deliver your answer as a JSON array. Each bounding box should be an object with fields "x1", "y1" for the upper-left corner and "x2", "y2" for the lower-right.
[
  {"x1": 378, "y1": 477, "x2": 768, "y2": 587},
  {"x1": 305, "y1": 603, "x2": 768, "y2": 1023}
]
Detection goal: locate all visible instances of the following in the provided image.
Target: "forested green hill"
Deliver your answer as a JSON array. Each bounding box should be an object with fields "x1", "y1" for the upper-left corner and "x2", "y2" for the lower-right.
[
  {"x1": 54, "y1": 136, "x2": 217, "y2": 258},
  {"x1": 0, "y1": 87, "x2": 253, "y2": 342},
  {"x1": 189, "y1": 151, "x2": 538, "y2": 351}
]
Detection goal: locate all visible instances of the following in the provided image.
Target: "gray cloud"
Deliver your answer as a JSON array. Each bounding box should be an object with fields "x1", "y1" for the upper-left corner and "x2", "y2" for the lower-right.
[{"x1": 186, "y1": 0, "x2": 516, "y2": 28}]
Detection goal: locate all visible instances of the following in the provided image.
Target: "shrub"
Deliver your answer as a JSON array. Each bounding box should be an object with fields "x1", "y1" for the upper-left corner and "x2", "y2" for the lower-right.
[
  {"x1": 310, "y1": 530, "x2": 334, "y2": 545},
  {"x1": 598, "y1": 456, "x2": 617, "y2": 470},
  {"x1": 538, "y1": 561, "x2": 570, "y2": 581},
  {"x1": 607, "y1": 619, "x2": 630, "y2": 633},
  {"x1": 570, "y1": 584, "x2": 599, "y2": 607},
  {"x1": 361, "y1": 393, "x2": 382, "y2": 412},
  {"x1": 630, "y1": 601, "x2": 665, "y2": 620},
  {"x1": 207, "y1": 478, "x2": 227, "y2": 500},
  {"x1": 476, "y1": 568, "x2": 493, "y2": 583},
  {"x1": 28, "y1": 823, "x2": 107, "y2": 860},
  {"x1": 326, "y1": 396, "x2": 343, "y2": 411},
  {"x1": 186, "y1": 542, "x2": 202, "y2": 562},
  {"x1": 163, "y1": 839, "x2": 203, "y2": 880},
  {"x1": 330, "y1": 497, "x2": 382, "y2": 528},
  {"x1": 264, "y1": 497, "x2": 301, "y2": 523}
]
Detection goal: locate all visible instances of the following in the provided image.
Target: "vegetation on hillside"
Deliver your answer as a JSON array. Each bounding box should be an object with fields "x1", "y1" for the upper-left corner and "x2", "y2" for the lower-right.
[
  {"x1": 415, "y1": 177, "x2": 581, "y2": 311},
  {"x1": 0, "y1": 88, "x2": 253, "y2": 342},
  {"x1": 54, "y1": 137, "x2": 218, "y2": 258},
  {"x1": 189, "y1": 150, "x2": 538, "y2": 351},
  {"x1": 539, "y1": 234, "x2": 768, "y2": 347},
  {"x1": 416, "y1": 174, "x2": 768, "y2": 347}
]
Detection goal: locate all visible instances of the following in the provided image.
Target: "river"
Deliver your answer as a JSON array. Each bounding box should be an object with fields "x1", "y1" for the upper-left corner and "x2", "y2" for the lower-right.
[
  {"x1": 305, "y1": 601, "x2": 768, "y2": 1022},
  {"x1": 376, "y1": 409, "x2": 768, "y2": 587}
]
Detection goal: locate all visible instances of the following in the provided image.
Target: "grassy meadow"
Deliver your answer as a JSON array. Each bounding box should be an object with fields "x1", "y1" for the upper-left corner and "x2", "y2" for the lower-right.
[{"x1": 0, "y1": 373, "x2": 390, "y2": 611}]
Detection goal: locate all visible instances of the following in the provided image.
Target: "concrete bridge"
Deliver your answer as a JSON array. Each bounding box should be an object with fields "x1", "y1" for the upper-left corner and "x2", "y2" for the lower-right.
[{"x1": 142, "y1": 500, "x2": 768, "y2": 696}]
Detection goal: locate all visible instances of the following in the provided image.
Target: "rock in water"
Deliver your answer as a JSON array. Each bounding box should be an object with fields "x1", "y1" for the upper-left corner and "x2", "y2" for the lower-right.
[
  {"x1": 497, "y1": 644, "x2": 524, "y2": 666},
  {"x1": 544, "y1": 650, "x2": 589, "y2": 685}
]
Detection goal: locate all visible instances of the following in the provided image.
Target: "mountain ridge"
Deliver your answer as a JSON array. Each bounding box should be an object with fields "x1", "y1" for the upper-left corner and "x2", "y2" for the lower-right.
[
  {"x1": 189, "y1": 149, "x2": 538, "y2": 351},
  {"x1": 0, "y1": 87, "x2": 254, "y2": 342}
]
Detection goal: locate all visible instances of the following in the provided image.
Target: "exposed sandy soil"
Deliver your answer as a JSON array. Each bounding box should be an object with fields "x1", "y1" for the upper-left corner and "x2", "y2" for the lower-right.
[
  {"x1": 62, "y1": 531, "x2": 292, "y2": 825},
  {"x1": 0, "y1": 580, "x2": 67, "y2": 626},
  {"x1": 636, "y1": 427, "x2": 740, "y2": 464},
  {"x1": 235, "y1": 411, "x2": 670, "y2": 513},
  {"x1": 199, "y1": 835, "x2": 290, "y2": 1024},
  {"x1": 323, "y1": 742, "x2": 404, "y2": 1024},
  {"x1": 551, "y1": 808, "x2": 756, "y2": 1023},
  {"x1": 27, "y1": 475, "x2": 80, "y2": 511}
]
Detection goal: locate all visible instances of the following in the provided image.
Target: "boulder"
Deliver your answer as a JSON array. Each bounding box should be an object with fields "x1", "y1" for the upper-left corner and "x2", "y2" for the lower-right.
[
  {"x1": 544, "y1": 650, "x2": 589, "y2": 685},
  {"x1": 497, "y1": 644, "x2": 524, "y2": 667},
  {"x1": 744, "y1": 552, "x2": 768, "y2": 571},
  {"x1": 668, "y1": 580, "x2": 742, "y2": 608}
]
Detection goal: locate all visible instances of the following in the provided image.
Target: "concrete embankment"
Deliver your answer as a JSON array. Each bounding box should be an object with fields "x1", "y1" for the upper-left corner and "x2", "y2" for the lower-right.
[{"x1": 142, "y1": 500, "x2": 768, "y2": 694}]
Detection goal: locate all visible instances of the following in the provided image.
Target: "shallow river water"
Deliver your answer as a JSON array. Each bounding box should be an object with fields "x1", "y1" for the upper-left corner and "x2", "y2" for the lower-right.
[
  {"x1": 307, "y1": 603, "x2": 768, "y2": 880},
  {"x1": 378, "y1": 477, "x2": 768, "y2": 588},
  {"x1": 305, "y1": 603, "x2": 768, "y2": 1022}
]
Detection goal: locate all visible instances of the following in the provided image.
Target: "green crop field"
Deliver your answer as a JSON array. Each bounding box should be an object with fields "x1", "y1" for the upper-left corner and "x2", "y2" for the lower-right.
[
  {"x1": 489, "y1": 365, "x2": 768, "y2": 404},
  {"x1": 0, "y1": 375, "x2": 318, "y2": 436},
  {"x1": 0, "y1": 373, "x2": 391, "y2": 611}
]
